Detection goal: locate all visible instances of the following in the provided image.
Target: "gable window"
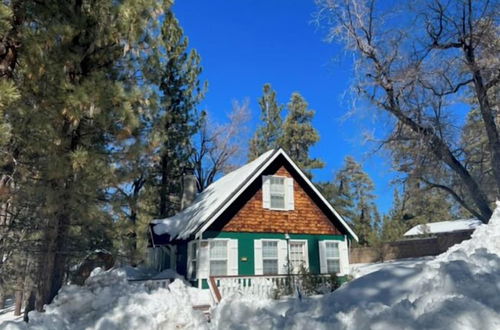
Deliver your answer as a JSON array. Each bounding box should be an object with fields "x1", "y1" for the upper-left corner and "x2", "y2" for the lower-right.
[
  {"x1": 289, "y1": 241, "x2": 307, "y2": 271},
  {"x1": 262, "y1": 240, "x2": 279, "y2": 274},
  {"x1": 325, "y1": 242, "x2": 340, "y2": 273},
  {"x1": 263, "y1": 175, "x2": 294, "y2": 211},
  {"x1": 270, "y1": 176, "x2": 286, "y2": 209},
  {"x1": 209, "y1": 240, "x2": 228, "y2": 276}
]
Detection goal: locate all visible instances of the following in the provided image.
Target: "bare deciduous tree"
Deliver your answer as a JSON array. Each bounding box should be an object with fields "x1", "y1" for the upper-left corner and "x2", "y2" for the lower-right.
[
  {"x1": 317, "y1": 0, "x2": 499, "y2": 223},
  {"x1": 192, "y1": 99, "x2": 251, "y2": 192}
]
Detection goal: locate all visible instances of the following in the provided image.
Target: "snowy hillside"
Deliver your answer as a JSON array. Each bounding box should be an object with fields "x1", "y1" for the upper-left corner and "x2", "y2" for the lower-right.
[{"x1": 2, "y1": 202, "x2": 500, "y2": 330}]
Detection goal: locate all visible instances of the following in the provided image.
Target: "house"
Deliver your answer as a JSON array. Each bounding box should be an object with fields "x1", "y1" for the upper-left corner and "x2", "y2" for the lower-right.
[
  {"x1": 148, "y1": 148, "x2": 358, "y2": 291},
  {"x1": 403, "y1": 219, "x2": 483, "y2": 237}
]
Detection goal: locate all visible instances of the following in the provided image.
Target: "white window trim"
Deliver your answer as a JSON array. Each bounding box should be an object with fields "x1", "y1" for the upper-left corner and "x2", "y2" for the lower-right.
[
  {"x1": 269, "y1": 175, "x2": 287, "y2": 211},
  {"x1": 261, "y1": 239, "x2": 280, "y2": 275},
  {"x1": 288, "y1": 239, "x2": 309, "y2": 272},
  {"x1": 208, "y1": 238, "x2": 230, "y2": 276},
  {"x1": 320, "y1": 240, "x2": 342, "y2": 275},
  {"x1": 187, "y1": 241, "x2": 198, "y2": 280}
]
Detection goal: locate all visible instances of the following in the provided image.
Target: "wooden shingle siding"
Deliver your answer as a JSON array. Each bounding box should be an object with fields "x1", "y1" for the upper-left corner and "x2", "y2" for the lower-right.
[{"x1": 220, "y1": 166, "x2": 342, "y2": 235}]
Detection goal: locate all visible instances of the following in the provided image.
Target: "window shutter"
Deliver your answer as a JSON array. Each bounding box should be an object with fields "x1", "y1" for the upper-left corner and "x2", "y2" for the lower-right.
[
  {"x1": 254, "y1": 239, "x2": 263, "y2": 275},
  {"x1": 285, "y1": 178, "x2": 294, "y2": 210},
  {"x1": 339, "y1": 238, "x2": 349, "y2": 275},
  {"x1": 198, "y1": 240, "x2": 210, "y2": 279},
  {"x1": 318, "y1": 241, "x2": 327, "y2": 274},
  {"x1": 278, "y1": 240, "x2": 288, "y2": 274},
  {"x1": 262, "y1": 176, "x2": 271, "y2": 209},
  {"x1": 302, "y1": 241, "x2": 310, "y2": 270},
  {"x1": 227, "y1": 239, "x2": 239, "y2": 276}
]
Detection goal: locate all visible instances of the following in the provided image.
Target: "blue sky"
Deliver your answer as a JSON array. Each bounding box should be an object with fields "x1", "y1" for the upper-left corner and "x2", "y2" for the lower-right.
[{"x1": 173, "y1": 0, "x2": 396, "y2": 213}]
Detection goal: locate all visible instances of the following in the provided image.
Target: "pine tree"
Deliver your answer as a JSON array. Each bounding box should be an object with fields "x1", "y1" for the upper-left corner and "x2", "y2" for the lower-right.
[
  {"x1": 279, "y1": 93, "x2": 324, "y2": 176},
  {"x1": 248, "y1": 83, "x2": 283, "y2": 160},
  {"x1": 336, "y1": 156, "x2": 379, "y2": 246},
  {"x1": 1, "y1": 0, "x2": 167, "y2": 311},
  {"x1": 381, "y1": 190, "x2": 408, "y2": 242},
  {"x1": 316, "y1": 179, "x2": 355, "y2": 223},
  {"x1": 154, "y1": 11, "x2": 205, "y2": 218}
]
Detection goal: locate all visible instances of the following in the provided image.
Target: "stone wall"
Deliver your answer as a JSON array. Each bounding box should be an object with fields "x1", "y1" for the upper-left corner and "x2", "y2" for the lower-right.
[{"x1": 350, "y1": 230, "x2": 474, "y2": 264}]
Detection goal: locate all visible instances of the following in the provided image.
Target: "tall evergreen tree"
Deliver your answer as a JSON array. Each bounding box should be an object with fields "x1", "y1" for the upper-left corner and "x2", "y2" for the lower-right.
[
  {"x1": 279, "y1": 92, "x2": 324, "y2": 176},
  {"x1": 316, "y1": 178, "x2": 355, "y2": 223},
  {"x1": 336, "y1": 156, "x2": 379, "y2": 246},
  {"x1": 248, "y1": 83, "x2": 283, "y2": 160},
  {"x1": 155, "y1": 11, "x2": 205, "y2": 218},
  {"x1": 381, "y1": 190, "x2": 408, "y2": 242},
  {"x1": 1, "y1": 0, "x2": 167, "y2": 311}
]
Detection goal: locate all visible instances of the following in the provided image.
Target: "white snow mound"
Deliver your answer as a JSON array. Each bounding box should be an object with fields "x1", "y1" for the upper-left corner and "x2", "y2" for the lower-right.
[
  {"x1": 1, "y1": 268, "x2": 208, "y2": 330},
  {"x1": 212, "y1": 202, "x2": 500, "y2": 330}
]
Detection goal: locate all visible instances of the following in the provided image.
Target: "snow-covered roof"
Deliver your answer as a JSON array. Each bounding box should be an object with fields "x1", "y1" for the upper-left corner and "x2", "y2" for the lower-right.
[
  {"x1": 151, "y1": 149, "x2": 277, "y2": 240},
  {"x1": 152, "y1": 148, "x2": 358, "y2": 242},
  {"x1": 403, "y1": 219, "x2": 483, "y2": 236}
]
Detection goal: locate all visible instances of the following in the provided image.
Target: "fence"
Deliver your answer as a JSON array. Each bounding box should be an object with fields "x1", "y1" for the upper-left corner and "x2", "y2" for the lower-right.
[
  {"x1": 208, "y1": 274, "x2": 332, "y2": 302},
  {"x1": 350, "y1": 230, "x2": 474, "y2": 264}
]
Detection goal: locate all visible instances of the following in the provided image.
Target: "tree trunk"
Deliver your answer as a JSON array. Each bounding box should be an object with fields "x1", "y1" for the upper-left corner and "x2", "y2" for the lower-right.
[
  {"x1": 14, "y1": 288, "x2": 23, "y2": 316},
  {"x1": 23, "y1": 290, "x2": 35, "y2": 322},
  {"x1": 159, "y1": 154, "x2": 169, "y2": 218},
  {"x1": 467, "y1": 55, "x2": 500, "y2": 198},
  {"x1": 383, "y1": 88, "x2": 493, "y2": 223},
  {"x1": 0, "y1": 290, "x2": 5, "y2": 309}
]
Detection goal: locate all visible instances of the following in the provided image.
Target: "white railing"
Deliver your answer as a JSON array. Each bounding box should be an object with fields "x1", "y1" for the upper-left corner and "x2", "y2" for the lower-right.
[{"x1": 209, "y1": 274, "x2": 331, "y2": 301}]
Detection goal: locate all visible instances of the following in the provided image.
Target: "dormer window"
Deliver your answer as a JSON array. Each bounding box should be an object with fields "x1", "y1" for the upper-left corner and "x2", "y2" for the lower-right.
[
  {"x1": 270, "y1": 177, "x2": 286, "y2": 209},
  {"x1": 262, "y1": 175, "x2": 294, "y2": 210}
]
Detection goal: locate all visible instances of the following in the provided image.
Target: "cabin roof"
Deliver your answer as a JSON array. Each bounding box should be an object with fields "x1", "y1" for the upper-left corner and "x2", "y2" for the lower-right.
[
  {"x1": 404, "y1": 219, "x2": 483, "y2": 236},
  {"x1": 151, "y1": 148, "x2": 358, "y2": 242}
]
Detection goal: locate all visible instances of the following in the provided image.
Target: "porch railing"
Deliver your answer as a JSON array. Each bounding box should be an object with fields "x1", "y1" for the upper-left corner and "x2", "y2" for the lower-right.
[{"x1": 208, "y1": 274, "x2": 331, "y2": 302}]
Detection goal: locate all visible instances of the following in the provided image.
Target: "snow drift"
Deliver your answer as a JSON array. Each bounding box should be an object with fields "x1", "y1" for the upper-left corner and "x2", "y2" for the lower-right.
[
  {"x1": 213, "y1": 202, "x2": 500, "y2": 330},
  {"x1": 1, "y1": 269, "x2": 208, "y2": 330},
  {"x1": 2, "y1": 202, "x2": 499, "y2": 330}
]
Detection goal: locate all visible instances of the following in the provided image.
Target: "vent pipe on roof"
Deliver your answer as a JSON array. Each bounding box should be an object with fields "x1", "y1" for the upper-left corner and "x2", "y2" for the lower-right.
[{"x1": 181, "y1": 168, "x2": 197, "y2": 210}]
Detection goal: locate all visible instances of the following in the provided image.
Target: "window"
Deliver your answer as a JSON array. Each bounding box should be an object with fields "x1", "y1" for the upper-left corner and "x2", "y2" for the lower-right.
[
  {"x1": 270, "y1": 176, "x2": 286, "y2": 209},
  {"x1": 325, "y1": 242, "x2": 340, "y2": 273},
  {"x1": 289, "y1": 241, "x2": 307, "y2": 271},
  {"x1": 209, "y1": 240, "x2": 228, "y2": 276},
  {"x1": 188, "y1": 242, "x2": 198, "y2": 279},
  {"x1": 262, "y1": 240, "x2": 279, "y2": 274}
]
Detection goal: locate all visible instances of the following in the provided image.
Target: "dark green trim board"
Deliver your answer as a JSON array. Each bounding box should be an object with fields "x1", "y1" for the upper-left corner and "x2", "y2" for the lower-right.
[{"x1": 202, "y1": 231, "x2": 346, "y2": 275}]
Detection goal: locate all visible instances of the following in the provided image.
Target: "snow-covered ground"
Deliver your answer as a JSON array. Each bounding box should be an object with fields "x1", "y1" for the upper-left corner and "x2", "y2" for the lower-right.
[
  {"x1": 350, "y1": 256, "x2": 435, "y2": 279},
  {"x1": 1, "y1": 269, "x2": 209, "y2": 330},
  {"x1": 212, "y1": 202, "x2": 500, "y2": 329},
  {"x1": 2, "y1": 202, "x2": 500, "y2": 330},
  {"x1": 0, "y1": 298, "x2": 22, "y2": 326}
]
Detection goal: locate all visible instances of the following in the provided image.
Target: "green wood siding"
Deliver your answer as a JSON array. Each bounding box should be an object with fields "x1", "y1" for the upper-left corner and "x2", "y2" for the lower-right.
[
  {"x1": 176, "y1": 241, "x2": 189, "y2": 278},
  {"x1": 202, "y1": 231, "x2": 345, "y2": 275}
]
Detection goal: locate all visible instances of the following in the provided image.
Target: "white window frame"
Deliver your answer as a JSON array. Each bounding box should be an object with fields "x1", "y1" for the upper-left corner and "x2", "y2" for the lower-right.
[
  {"x1": 269, "y1": 176, "x2": 287, "y2": 210},
  {"x1": 187, "y1": 241, "x2": 198, "y2": 280},
  {"x1": 324, "y1": 241, "x2": 341, "y2": 274},
  {"x1": 288, "y1": 239, "x2": 309, "y2": 273},
  {"x1": 209, "y1": 239, "x2": 229, "y2": 276},
  {"x1": 261, "y1": 239, "x2": 280, "y2": 275}
]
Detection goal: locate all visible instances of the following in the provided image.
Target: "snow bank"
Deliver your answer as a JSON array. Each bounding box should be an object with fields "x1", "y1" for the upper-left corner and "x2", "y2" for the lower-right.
[
  {"x1": 1, "y1": 268, "x2": 208, "y2": 330},
  {"x1": 213, "y1": 202, "x2": 500, "y2": 330},
  {"x1": 3, "y1": 203, "x2": 499, "y2": 330},
  {"x1": 349, "y1": 256, "x2": 435, "y2": 279}
]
